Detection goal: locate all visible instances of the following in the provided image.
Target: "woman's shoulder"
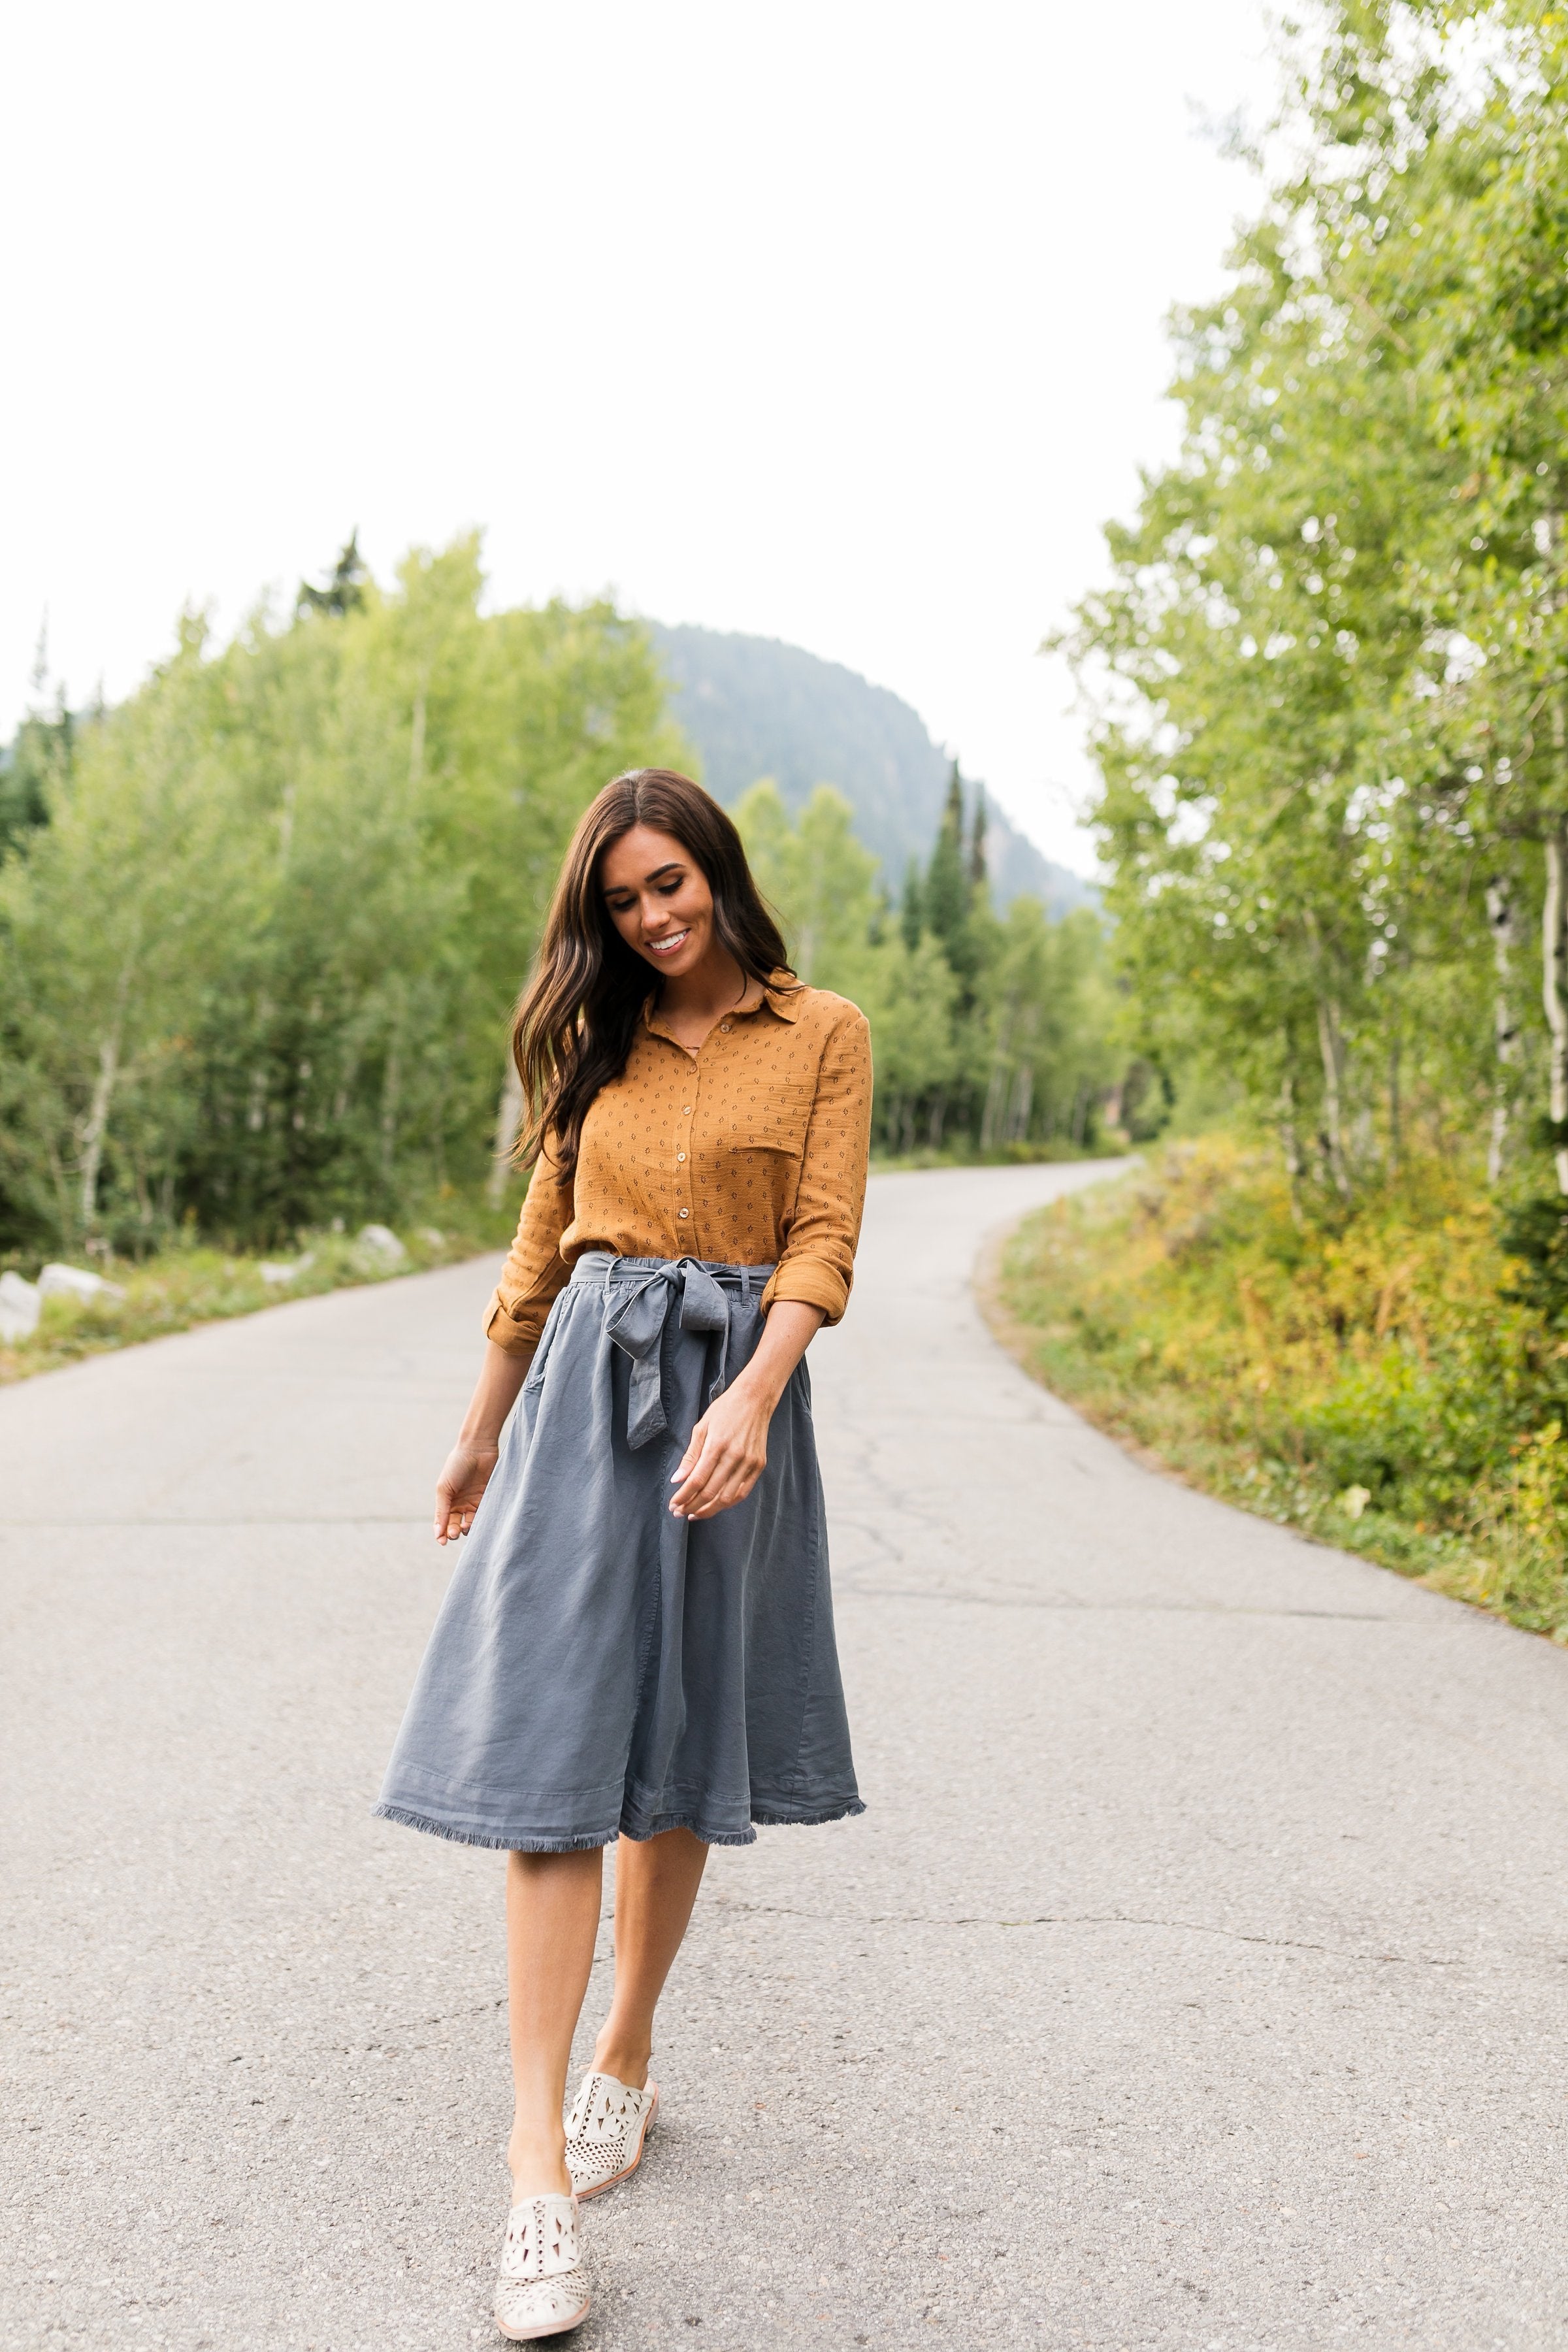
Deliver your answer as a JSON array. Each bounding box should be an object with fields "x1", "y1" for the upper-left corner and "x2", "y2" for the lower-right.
[{"x1": 772, "y1": 981, "x2": 870, "y2": 1038}]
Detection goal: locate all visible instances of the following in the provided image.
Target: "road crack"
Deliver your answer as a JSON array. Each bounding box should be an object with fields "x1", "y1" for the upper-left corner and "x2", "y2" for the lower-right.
[{"x1": 706, "y1": 1898, "x2": 1454, "y2": 1967}]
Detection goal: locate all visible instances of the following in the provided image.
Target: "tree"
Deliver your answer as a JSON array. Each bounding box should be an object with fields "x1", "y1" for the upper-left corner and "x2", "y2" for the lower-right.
[
  {"x1": 297, "y1": 529, "x2": 369, "y2": 617},
  {"x1": 0, "y1": 539, "x2": 689, "y2": 1255}
]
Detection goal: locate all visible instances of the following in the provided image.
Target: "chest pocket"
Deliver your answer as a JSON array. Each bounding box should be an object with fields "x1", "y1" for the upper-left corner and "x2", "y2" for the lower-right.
[{"x1": 720, "y1": 1074, "x2": 815, "y2": 1158}]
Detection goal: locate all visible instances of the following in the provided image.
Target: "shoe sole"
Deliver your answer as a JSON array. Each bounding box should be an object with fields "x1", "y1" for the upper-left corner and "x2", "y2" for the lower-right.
[
  {"x1": 495, "y1": 2289, "x2": 591, "y2": 2342},
  {"x1": 574, "y1": 2082, "x2": 659, "y2": 2201}
]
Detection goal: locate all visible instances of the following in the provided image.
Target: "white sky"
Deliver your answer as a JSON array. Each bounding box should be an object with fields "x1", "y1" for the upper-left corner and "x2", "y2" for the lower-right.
[{"x1": 0, "y1": 1, "x2": 1275, "y2": 877}]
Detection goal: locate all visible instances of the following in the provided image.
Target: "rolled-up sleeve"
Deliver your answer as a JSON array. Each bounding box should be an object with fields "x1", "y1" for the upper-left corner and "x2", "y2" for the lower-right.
[
  {"x1": 760, "y1": 1007, "x2": 872, "y2": 1327},
  {"x1": 483, "y1": 1132, "x2": 574, "y2": 1353}
]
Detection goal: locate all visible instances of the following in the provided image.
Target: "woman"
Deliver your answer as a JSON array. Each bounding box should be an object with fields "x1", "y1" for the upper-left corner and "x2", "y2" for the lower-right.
[{"x1": 375, "y1": 768, "x2": 873, "y2": 2340}]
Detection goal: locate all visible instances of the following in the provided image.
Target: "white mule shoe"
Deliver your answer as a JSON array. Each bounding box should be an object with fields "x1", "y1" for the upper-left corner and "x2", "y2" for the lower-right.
[
  {"x1": 493, "y1": 2194, "x2": 590, "y2": 2341},
  {"x1": 564, "y1": 2070, "x2": 659, "y2": 2198}
]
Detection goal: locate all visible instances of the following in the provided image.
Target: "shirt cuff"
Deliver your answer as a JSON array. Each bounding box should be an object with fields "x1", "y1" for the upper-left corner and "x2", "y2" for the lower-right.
[
  {"x1": 760, "y1": 1258, "x2": 850, "y2": 1326},
  {"x1": 483, "y1": 1290, "x2": 549, "y2": 1354}
]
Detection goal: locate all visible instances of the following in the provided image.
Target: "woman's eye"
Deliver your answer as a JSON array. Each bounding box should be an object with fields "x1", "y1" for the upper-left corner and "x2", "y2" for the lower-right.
[{"x1": 657, "y1": 880, "x2": 682, "y2": 896}]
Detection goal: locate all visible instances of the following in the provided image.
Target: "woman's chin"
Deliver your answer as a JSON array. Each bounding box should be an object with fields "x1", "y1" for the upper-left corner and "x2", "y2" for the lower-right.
[{"x1": 643, "y1": 938, "x2": 704, "y2": 980}]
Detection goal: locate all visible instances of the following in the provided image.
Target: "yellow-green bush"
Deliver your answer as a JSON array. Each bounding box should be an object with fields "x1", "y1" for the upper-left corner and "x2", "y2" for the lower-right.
[{"x1": 994, "y1": 1139, "x2": 1568, "y2": 1639}]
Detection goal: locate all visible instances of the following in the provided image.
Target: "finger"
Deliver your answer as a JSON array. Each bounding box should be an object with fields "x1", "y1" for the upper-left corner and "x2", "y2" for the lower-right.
[
  {"x1": 674, "y1": 1446, "x2": 756, "y2": 1518},
  {"x1": 686, "y1": 1472, "x2": 753, "y2": 1520},
  {"x1": 691, "y1": 1454, "x2": 766, "y2": 1518},
  {"x1": 668, "y1": 1431, "x2": 718, "y2": 1514},
  {"x1": 669, "y1": 1422, "x2": 706, "y2": 1490}
]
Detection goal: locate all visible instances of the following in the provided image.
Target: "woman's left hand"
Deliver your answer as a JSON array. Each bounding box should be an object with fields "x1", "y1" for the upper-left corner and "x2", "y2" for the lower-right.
[
  {"x1": 668, "y1": 1379, "x2": 772, "y2": 1519},
  {"x1": 669, "y1": 1299, "x2": 825, "y2": 1521}
]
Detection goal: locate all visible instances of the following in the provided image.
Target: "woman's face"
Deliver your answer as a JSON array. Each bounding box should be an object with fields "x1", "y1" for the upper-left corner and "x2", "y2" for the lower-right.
[{"x1": 600, "y1": 824, "x2": 716, "y2": 983}]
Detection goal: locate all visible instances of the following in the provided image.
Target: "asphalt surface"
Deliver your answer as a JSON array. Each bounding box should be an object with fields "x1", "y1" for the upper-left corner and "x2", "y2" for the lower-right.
[{"x1": 7, "y1": 1161, "x2": 1568, "y2": 2352}]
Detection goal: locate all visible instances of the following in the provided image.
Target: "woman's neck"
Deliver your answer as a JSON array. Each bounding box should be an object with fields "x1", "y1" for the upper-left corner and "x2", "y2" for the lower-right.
[{"x1": 655, "y1": 945, "x2": 758, "y2": 1028}]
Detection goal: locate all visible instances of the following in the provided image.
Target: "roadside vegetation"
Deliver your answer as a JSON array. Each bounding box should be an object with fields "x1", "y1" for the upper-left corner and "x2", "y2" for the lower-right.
[
  {"x1": 985, "y1": 3, "x2": 1568, "y2": 1639},
  {"x1": 994, "y1": 1141, "x2": 1568, "y2": 1641},
  {"x1": 0, "y1": 1200, "x2": 519, "y2": 1387}
]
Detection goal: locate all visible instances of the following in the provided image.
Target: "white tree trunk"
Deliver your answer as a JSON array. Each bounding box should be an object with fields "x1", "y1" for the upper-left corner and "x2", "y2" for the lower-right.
[
  {"x1": 1541, "y1": 820, "x2": 1568, "y2": 1196},
  {"x1": 1277, "y1": 1064, "x2": 1304, "y2": 1228},
  {"x1": 1316, "y1": 998, "x2": 1352, "y2": 1200},
  {"x1": 79, "y1": 945, "x2": 138, "y2": 1232},
  {"x1": 78, "y1": 1034, "x2": 120, "y2": 1232},
  {"x1": 486, "y1": 1053, "x2": 525, "y2": 1208},
  {"x1": 1485, "y1": 877, "x2": 1520, "y2": 1185},
  {"x1": 1007, "y1": 1062, "x2": 1034, "y2": 1145},
  {"x1": 979, "y1": 1012, "x2": 1013, "y2": 1151}
]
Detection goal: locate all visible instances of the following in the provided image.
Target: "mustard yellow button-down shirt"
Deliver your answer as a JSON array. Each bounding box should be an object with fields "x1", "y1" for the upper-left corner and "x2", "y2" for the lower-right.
[{"x1": 484, "y1": 977, "x2": 874, "y2": 1354}]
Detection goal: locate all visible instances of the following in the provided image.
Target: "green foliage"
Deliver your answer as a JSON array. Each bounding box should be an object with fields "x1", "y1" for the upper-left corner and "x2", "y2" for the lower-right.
[
  {"x1": 734, "y1": 778, "x2": 1121, "y2": 1156},
  {"x1": 996, "y1": 1139, "x2": 1568, "y2": 1639},
  {"x1": 0, "y1": 538, "x2": 687, "y2": 1255},
  {"x1": 1055, "y1": 0, "x2": 1568, "y2": 1215},
  {"x1": 0, "y1": 702, "x2": 71, "y2": 857},
  {"x1": 1014, "y1": 4, "x2": 1568, "y2": 1627}
]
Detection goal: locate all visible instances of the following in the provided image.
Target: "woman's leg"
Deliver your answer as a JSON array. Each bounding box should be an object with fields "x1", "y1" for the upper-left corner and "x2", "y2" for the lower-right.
[
  {"x1": 506, "y1": 1846, "x2": 605, "y2": 2197},
  {"x1": 591, "y1": 1827, "x2": 710, "y2": 2088}
]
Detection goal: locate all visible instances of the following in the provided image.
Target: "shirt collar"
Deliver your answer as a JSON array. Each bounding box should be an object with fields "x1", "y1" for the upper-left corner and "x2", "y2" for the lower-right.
[{"x1": 760, "y1": 969, "x2": 802, "y2": 1021}]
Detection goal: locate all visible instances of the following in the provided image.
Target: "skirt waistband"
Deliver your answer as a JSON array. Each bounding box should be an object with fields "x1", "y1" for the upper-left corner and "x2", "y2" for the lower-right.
[
  {"x1": 570, "y1": 1251, "x2": 776, "y2": 1299},
  {"x1": 569, "y1": 1254, "x2": 776, "y2": 1448}
]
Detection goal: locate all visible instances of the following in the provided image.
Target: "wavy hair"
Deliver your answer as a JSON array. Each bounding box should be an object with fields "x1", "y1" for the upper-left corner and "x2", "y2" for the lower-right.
[{"x1": 512, "y1": 769, "x2": 794, "y2": 1175}]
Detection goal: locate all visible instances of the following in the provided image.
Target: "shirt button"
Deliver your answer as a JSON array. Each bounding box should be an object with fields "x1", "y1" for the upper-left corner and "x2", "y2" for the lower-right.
[
  {"x1": 721, "y1": 1022, "x2": 731, "y2": 1032},
  {"x1": 681, "y1": 1105, "x2": 693, "y2": 1115},
  {"x1": 677, "y1": 1151, "x2": 687, "y2": 1162},
  {"x1": 678, "y1": 1207, "x2": 690, "y2": 1219}
]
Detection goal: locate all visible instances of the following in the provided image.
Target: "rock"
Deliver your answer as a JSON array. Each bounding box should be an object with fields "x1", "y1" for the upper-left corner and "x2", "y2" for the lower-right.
[
  {"x1": 0, "y1": 1271, "x2": 41, "y2": 1343},
  {"x1": 37, "y1": 1262, "x2": 126, "y2": 1303},
  {"x1": 417, "y1": 1226, "x2": 446, "y2": 1250},
  {"x1": 355, "y1": 1224, "x2": 406, "y2": 1266},
  {"x1": 259, "y1": 1252, "x2": 316, "y2": 1286}
]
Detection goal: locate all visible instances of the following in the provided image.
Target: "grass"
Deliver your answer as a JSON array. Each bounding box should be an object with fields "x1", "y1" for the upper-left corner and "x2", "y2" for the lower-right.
[
  {"x1": 872, "y1": 1136, "x2": 1123, "y2": 1173},
  {"x1": 985, "y1": 1134, "x2": 1568, "y2": 1643},
  {"x1": 0, "y1": 1198, "x2": 521, "y2": 1386}
]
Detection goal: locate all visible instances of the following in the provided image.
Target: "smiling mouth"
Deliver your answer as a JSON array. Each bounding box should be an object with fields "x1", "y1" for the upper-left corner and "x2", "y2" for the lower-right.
[{"x1": 646, "y1": 929, "x2": 691, "y2": 956}]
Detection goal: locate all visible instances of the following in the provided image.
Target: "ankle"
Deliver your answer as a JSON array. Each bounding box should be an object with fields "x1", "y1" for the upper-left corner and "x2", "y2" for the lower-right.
[
  {"x1": 591, "y1": 2034, "x2": 651, "y2": 2091},
  {"x1": 508, "y1": 2125, "x2": 571, "y2": 2203}
]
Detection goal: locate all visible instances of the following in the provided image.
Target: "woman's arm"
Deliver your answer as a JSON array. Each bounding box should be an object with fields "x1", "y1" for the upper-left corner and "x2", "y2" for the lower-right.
[
  {"x1": 667, "y1": 1298, "x2": 825, "y2": 1522},
  {"x1": 759, "y1": 1006, "x2": 873, "y2": 1326},
  {"x1": 434, "y1": 1338, "x2": 535, "y2": 1544}
]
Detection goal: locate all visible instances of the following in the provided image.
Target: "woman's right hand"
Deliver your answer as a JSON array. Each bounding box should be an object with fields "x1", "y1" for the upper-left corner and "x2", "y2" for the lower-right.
[
  {"x1": 434, "y1": 1440, "x2": 500, "y2": 1544},
  {"x1": 435, "y1": 1340, "x2": 533, "y2": 1544}
]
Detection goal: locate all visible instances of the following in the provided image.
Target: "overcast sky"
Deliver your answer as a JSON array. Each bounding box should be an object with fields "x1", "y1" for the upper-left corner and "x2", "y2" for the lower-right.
[{"x1": 1, "y1": 1, "x2": 1275, "y2": 876}]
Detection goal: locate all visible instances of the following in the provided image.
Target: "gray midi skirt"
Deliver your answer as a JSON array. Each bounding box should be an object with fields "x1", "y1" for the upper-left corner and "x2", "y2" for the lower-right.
[{"x1": 374, "y1": 1253, "x2": 864, "y2": 1851}]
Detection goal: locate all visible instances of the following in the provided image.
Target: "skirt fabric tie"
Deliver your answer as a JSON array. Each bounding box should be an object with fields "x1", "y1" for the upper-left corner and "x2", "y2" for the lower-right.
[{"x1": 374, "y1": 1253, "x2": 864, "y2": 1852}]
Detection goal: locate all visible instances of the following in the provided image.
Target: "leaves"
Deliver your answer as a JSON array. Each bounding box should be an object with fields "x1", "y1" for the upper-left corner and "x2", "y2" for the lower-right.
[{"x1": 0, "y1": 539, "x2": 686, "y2": 1255}]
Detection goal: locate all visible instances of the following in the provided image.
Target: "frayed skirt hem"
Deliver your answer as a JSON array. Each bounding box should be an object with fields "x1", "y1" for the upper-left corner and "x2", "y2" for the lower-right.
[{"x1": 371, "y1": 1794, "x2": 866, "y2": 1853}]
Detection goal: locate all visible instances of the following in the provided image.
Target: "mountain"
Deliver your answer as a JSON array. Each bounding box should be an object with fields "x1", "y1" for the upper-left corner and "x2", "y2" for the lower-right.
[{"x1": 647, "y1": 622, "x2": 1096, "y2": 917}]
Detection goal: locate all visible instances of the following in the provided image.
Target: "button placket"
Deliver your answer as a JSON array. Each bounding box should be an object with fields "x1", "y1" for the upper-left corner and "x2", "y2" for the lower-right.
[{"x1": 675, "y1": 1090, "x2": 696, "y2": 1236}]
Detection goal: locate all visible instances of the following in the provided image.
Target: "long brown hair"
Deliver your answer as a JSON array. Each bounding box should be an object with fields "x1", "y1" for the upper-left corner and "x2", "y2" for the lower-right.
[{"x1": 512, "y1": 769, "x2": 794, "y2": 1175}]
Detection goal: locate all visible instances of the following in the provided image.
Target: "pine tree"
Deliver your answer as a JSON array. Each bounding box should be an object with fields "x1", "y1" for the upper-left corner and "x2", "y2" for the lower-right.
[
  {"x1": 969, "y1": 786, "x2": 988, "y2": 892},
  {"x1": 298, "y1": 530, "x2": 368, "y2": 617},
  {"x1": 924, "y1": 761, "x2": 969, "y2": 951},
  {"x1": 899, "y1": 858, "x2": 924, "y2": 953}
]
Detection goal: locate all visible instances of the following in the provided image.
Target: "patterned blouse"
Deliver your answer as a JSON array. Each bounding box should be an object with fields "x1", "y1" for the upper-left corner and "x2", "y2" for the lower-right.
[{"x1": 484, "y1": 975, "x2": 874, "y2": 1353}]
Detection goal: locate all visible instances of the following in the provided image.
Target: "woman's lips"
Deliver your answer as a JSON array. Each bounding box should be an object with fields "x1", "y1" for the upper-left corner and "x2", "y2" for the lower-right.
[{"x1": 646, "y1": 929, "x2": 691, "y2": 956}]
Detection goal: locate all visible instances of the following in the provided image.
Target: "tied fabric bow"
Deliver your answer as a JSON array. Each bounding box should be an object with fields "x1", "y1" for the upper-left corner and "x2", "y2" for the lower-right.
[{"x1": 602, "y1": 1258, "x2": 734, "y2": 1450}]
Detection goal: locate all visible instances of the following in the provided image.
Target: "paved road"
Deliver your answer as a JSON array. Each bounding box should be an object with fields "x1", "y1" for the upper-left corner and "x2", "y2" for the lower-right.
[{"x1": 7, "y1": 1163, "x2": 1568, "y2": 2351}]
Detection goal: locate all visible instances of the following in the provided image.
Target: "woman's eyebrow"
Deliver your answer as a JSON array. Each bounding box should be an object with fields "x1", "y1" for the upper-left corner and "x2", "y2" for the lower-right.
[{"x1": 606, "y1": 861, "x2": 683, "y2": 894}]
